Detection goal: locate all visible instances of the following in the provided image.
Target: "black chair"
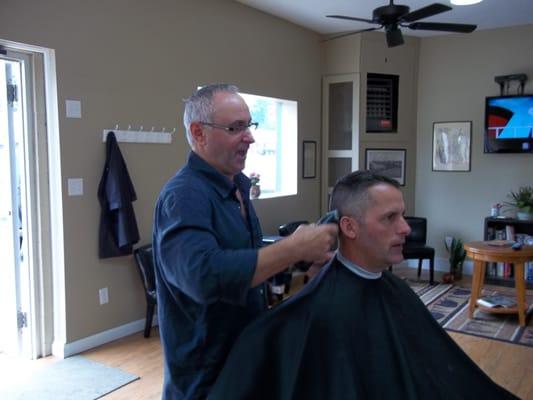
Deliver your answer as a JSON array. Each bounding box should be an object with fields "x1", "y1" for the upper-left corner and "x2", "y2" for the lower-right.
[
  {"x1": 279, "y1": 220, "x2": 310, "y2": 276},
  {"x1": 400, "y1": 217, "x2": 435, "y2": 285},
  {"x1": 133, "y1": 244, "x2": 157, "y2": 338},
  {"x1": 278, "y1": 220, "x2": 308, "y2": 237},
  {"x1": 264, "y1": 221, "x2": 310, "y2": 303}
]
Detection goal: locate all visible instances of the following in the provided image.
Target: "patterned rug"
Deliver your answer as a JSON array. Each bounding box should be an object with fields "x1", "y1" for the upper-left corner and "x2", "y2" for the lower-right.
[{"x1": 407, "y1": 280, "x2": 533, "y2": 348}]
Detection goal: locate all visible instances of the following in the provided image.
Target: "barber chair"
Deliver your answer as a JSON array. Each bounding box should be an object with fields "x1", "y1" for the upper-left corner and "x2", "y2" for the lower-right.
[
  {"x1": 394, "y1": 217, "x2": 435, "y2": 285},
  {"x1": 133, "y1": 244, "x2": 157, "y2": 338}
]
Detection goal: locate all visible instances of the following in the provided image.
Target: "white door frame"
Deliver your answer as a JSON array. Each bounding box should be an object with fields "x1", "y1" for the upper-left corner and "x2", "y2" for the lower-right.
[{"x1": 0, "y1": 38, "x2": 66, "y2": 359}]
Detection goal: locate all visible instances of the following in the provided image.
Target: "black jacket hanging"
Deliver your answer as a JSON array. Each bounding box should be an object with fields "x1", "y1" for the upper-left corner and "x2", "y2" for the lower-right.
[{"x1": 98, "y1": 131, "x2": 140, "y2": 258}]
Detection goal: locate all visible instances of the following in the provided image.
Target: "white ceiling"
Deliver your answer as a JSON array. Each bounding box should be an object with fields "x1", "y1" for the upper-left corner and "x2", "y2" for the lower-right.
[{"x1": 235, "y1": 0, "x2": 533, "y2": 37}]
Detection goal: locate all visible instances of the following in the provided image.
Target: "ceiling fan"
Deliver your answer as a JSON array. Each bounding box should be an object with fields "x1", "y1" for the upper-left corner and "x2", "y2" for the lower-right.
[{"x1": 325, "y1": 1, "x2": 477, "y2": 47}]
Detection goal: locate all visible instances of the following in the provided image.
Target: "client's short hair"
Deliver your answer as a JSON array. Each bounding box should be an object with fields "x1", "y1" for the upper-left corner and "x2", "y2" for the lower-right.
[{"x1": 330, "y1": 170, "x2": 400, "y2": 222}]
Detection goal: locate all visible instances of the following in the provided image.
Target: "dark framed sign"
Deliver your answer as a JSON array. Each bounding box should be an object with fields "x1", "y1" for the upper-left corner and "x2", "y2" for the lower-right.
[
  {"x1": 302, "y1": 141, "x2": 317, "y2": 179},
  {"x1": 365, "y1": 148, "x2": 406, "y2": 186}
]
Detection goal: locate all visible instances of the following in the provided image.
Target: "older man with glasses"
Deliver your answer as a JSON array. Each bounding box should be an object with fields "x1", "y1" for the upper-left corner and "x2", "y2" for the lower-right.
[{"x1": 152, "y1": 83, "x2": 338, "y2": 399}]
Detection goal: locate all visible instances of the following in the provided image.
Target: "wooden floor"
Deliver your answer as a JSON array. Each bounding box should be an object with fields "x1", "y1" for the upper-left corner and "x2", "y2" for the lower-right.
[{"x1": 38, "y1": 268, "x2": 533, "y2": 399}]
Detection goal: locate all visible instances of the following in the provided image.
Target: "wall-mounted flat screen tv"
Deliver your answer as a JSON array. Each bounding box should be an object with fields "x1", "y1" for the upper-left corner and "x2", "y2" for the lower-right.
[{"x1": 485, "y1": 95, "x2": 533, "y2": 153}]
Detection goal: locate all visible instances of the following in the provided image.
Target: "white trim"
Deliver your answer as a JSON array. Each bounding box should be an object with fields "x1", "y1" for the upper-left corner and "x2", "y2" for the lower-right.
[
  {"x1": 0, "y1": 38, "x2": 63, "y2": 358},
  {"x1": 54, "y1": 317, "x2": 159, "y2": 359}
]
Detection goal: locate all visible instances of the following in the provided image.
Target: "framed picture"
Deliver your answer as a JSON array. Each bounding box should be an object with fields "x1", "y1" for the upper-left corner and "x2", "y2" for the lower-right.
[
  {"x1": 302, "y1": 141, "x2": 317, "y2": 179},
  {"x1": 432, "y1": 121, "x2": 472, "y2": 172},
  {"x1": 365, "y1": 148, "x2": 406, "y2": 186}
]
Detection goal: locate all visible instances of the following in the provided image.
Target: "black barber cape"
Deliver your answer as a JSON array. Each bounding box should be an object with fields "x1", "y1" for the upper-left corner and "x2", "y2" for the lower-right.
[
  {"x1": 98, "y1": 131, "x2": 140, "y2": 258},
  {"x1": 209, "y1": 257, "x2": 517, "y2": 400}
]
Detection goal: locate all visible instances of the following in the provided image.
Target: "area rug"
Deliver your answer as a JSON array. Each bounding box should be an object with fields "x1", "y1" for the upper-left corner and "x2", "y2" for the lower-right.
[
  {"x1": 0, "y1": 355, "x2": 139, "y2": 400},
  {"x1": 407, "y1": 280, "x2": 533, "y2": 348}
]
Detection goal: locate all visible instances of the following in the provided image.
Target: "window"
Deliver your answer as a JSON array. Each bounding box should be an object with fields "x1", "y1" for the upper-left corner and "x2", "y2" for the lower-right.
[{"x1": 241, "y1": 93, "x2": 297, "y2": 199}]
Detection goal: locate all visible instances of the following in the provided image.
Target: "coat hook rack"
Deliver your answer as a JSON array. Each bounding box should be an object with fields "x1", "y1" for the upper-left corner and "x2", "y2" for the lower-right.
[{"x1": 102, "y1": 124, "x2": 176, "y2": 144}]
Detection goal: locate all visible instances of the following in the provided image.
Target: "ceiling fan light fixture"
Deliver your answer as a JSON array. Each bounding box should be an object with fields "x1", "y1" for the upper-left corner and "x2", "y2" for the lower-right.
[
  {"x1": 450, "y1": 0, "x2": 483, "y2": 5},
  {"x1": 386, "y1": 26, "x2": 404, "y2": 47}
]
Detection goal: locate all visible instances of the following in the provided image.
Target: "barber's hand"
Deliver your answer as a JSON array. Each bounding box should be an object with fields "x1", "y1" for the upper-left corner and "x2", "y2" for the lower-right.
[{"x1": 289, "y1": 223, "x2": 338, "y2": 265}]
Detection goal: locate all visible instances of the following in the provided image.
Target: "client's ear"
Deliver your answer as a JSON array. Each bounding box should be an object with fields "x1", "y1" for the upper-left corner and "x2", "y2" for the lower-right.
[{"x1": 339, "y1": 215, "x2": 358, "y2": 239}]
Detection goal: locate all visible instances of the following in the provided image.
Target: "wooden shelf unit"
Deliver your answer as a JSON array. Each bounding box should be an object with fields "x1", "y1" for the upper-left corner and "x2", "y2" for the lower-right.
[{"x1": 483, "y1": 216, "x2": 533, "y2": 289}]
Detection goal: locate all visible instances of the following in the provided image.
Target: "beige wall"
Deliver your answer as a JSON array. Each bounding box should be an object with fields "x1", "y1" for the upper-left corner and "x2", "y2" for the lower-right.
[
  {"x1": 320, "y1": 31, "x2": 420, "y2": 216},
  {"x1": 3, "y1": 0, "x2": 532, "y2": 346},
  {"x1": 416, "y1": 24, "x2": 533, "y2": 258},
  {"x1": 359, "y1": 32, "x2": 420, "y2": 215},
  {"x1": 0, "y1": 0, "x2": 323, "y2": 342}
]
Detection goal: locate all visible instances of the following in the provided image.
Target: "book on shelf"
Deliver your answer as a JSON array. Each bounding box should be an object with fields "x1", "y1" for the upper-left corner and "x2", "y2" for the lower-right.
[
  {"x1": 527, "y1": 262, "x2": 533, "y2": 282},
  {"x1": 476, "y1": 294, "x2": 516, "y2": 308},
  {"x1": 505, "y1": 225, "x2": 516, "y2": 242}
]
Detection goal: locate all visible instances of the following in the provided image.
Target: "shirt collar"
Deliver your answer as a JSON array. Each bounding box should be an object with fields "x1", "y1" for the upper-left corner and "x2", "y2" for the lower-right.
[
  {"x1": 337, "y1": 251, "x2": 383, "y2": 280},
  {"x1": 187, "y1": 151, "x2": 251, "y2": 198}
]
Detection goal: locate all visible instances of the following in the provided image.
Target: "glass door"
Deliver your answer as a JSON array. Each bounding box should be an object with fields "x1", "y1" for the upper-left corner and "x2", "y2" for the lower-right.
[{"x1": 321, "y1": 74, "x2": 360, "y2": 213}]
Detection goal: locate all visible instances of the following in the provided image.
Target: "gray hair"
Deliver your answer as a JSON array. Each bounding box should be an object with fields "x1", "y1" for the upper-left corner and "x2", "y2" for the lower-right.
[
  {"x1": 183, "y1": 83, "x2": 240, "y2": 146},
  {"x1": 330, "y1": 170, "x2": 400, "y2": 222}
]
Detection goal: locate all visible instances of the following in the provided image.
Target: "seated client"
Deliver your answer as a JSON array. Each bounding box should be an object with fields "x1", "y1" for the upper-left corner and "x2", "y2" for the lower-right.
[{"x1": 208, "y1": 170, "x2": 517, "y2": 400}]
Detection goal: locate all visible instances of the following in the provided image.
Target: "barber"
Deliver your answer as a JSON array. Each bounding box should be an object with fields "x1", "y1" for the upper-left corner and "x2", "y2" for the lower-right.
[{"x1": 152, "y1": 83, "x2": 338, "y2": 399}]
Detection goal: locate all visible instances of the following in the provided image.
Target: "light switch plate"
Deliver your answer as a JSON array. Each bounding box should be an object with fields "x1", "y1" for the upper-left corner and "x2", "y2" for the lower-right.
[
  {"x1": 66, "y1": 99, "x2": 82, "y2": 118},
  {"x1": 68, "y1": 178, "x2": 83, "y2": 196}
]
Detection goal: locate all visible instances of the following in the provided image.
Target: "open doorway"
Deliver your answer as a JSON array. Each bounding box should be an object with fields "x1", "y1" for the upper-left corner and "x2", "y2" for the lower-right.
[
  {"x1": 0, "y1": 53, "x2": 34, "y2": 359},
  {"x1": 0, "y1": 40, "x2": 63, "y2": 361}
]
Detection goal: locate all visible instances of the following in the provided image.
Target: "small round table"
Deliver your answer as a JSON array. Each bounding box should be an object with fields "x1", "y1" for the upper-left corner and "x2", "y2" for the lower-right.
[{"x1": 464, "y1": 241, "x2": 533, "y2": 327}]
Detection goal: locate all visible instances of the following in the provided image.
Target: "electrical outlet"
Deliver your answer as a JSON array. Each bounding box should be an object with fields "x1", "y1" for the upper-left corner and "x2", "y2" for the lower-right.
[{"x1": 99, "y1": 287, "x2": 109, "y2": 305}]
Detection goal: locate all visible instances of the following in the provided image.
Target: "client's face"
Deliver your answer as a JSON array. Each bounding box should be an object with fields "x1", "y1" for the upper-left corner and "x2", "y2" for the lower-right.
[{"x1": 356, "y1": 184, "x2": 411, "y2": 271}]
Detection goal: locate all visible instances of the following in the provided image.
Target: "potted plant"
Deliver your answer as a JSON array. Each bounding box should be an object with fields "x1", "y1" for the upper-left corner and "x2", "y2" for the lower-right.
[
  {"x1": 443, "y1": 236, "x2": 467, "y2": 282},
  {"x1": 505, "y1": 185, "x2": 533, "y2": 221}
]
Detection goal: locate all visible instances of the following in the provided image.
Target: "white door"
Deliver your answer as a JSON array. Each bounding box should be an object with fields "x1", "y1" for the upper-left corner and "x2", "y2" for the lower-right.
[
  {"x1": 321, "y1": 74, "x2": 360, "y2": 213},
  {"x1": 0, "y1": 55, "x2": 33, "y2": 358}
]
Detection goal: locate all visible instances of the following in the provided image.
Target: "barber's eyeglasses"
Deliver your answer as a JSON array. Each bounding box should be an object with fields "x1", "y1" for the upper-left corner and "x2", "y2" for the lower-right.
[{"x1": 200, "y1": 121, "x2": 259, "y2": 134}]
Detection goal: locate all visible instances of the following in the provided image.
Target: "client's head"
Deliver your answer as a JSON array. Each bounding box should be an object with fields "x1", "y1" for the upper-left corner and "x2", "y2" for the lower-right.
[{"x1": 330, "y1": 170, "x2": 411, "y2": 271}]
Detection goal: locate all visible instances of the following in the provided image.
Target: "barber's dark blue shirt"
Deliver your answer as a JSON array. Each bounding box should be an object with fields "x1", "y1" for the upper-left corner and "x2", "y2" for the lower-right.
[{"x1": 153, "y1": 151, "x2": 267, "y2": 399}]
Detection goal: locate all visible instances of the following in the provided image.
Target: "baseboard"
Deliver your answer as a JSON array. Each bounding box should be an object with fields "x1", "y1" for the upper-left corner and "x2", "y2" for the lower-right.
[
  {"x1": 403, "y1": 257, "x2": 473, "y2": 276},
  {"x1": 52, "y1": 316, "x2": 158, "y2": 359}
]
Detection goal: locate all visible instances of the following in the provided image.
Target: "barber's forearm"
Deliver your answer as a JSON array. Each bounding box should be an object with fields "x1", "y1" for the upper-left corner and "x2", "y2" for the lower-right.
[
  {"x1": 250, "y1": 223, "x2": 338, "y2": 288},
  {"x1": 250, "y1": 238, "x2": 299, "y2": 287}
]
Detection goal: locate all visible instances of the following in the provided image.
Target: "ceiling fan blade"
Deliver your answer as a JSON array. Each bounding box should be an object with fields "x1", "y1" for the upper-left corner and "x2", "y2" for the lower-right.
[
  {"x1": 322, "y1": 26, "x2": 382, "y2": 42},
  {"x1": 408, "y1": 22, "x2": 477, "y2": 33},
  {"x1": 401, "y1": 3, "x2": 451, "y2": 23},
  {"x1": 326, "y1": 15, "x2": 375, "y2": 24}
]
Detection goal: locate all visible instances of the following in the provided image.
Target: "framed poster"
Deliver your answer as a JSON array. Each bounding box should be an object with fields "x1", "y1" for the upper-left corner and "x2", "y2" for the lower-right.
[
  {"x1": 432, "y1": 121, "x2": 472, "y2": 172},
  {"x1": 365, "y1": 148, "x2": 406, "y2": 186},
  {"x1": 302, "y1": 141, "x2": 317, "y2": 179}
]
